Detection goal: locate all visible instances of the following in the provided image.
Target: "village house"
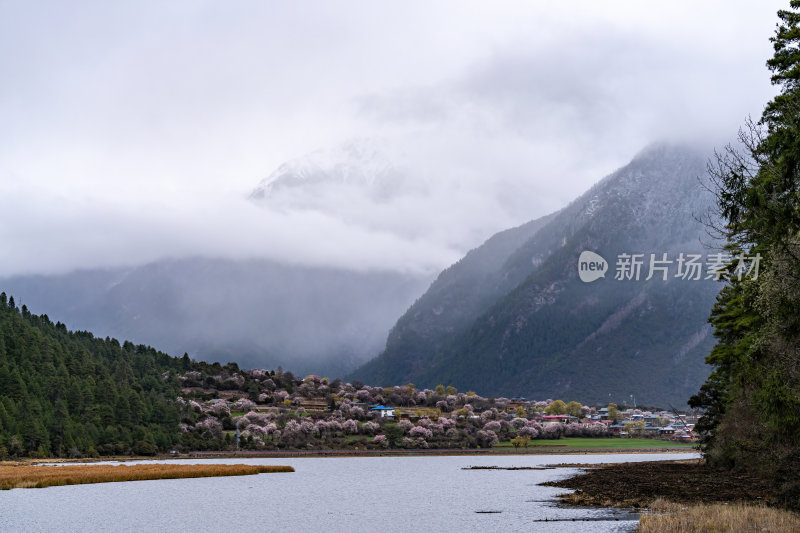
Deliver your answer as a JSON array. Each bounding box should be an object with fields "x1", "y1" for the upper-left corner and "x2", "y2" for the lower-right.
[
  {"x1": 609, "y1": 424, "x2": 627, "y2": 436},
  {"x1": 541, "y1": 414, "x2": 571, "y2": 424},
  {"x1": 506, "y1": 397, "x2": 529, "y2": 412},
  {"x1": 644, "y1": 415, "x2": 662, "y2": 427},
  {"x1": 299, "y1": 398, "x2": 329, "y2": 413},
  {"x1": 370, "y1": 405, "x2": 395, "y2": 418}
]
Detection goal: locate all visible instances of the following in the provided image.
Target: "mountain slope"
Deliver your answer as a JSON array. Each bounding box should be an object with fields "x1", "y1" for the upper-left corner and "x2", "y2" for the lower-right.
[
  {"x1": 353, "y1": 144, "x2": 720, "y2": 406},
  {"x1": 353, "y1": 212, "x2": 556, "y2": 383}
]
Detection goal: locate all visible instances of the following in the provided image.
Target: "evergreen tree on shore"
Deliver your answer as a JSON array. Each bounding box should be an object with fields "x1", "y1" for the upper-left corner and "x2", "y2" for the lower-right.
[{"x1": 690, "y1": 0, "x2": 800, "y2": 509}]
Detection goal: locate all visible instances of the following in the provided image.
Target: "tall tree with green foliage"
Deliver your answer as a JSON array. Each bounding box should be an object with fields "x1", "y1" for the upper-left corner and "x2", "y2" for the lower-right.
[
  {"x1": 545, "y1": 400, "x2": 567, "y2": 415},
  {"x1": 565, "y1": 401, "x2": 584, "y2": 418},
  {"x1": 690, "y1": 0, "x2": 800, "y2": 509}
]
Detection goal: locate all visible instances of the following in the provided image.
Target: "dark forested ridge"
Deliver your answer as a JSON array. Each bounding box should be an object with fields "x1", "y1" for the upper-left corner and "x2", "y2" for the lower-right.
[{"x1": 0, "y1": 292, "x2": 190, "y2": 458}]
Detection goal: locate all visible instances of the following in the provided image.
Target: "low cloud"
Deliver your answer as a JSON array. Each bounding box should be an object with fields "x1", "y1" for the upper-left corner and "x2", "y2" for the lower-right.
[
  {"x1": 0, "y1": 182, "x2": 467, "y2": 277},
  {"x1": 0, "y1": 1, "x2": 785, "y2": 278}
]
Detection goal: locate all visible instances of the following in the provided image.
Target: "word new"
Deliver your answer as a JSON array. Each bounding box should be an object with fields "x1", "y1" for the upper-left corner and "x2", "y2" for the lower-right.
[{"x1": 578, "y1": 251, "x2": 761, "y2": 283}]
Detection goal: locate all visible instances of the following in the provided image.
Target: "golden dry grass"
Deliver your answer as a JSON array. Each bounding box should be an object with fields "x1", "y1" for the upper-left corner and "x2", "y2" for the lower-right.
[
  {"x1": 639, "y1": 498, "x2": 800, "y2": 533},
  {"x1": 0, "y1": 463, "x2": 293, "y2": 490}
]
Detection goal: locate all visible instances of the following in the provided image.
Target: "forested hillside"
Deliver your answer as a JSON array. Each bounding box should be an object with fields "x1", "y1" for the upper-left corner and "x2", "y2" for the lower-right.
[{"x1": 0, "y1": 292, "x2": 186, "y2": 457}]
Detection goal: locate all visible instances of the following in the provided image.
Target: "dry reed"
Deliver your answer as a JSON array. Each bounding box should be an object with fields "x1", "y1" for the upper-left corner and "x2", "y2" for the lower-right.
[
  {"x1": 639, "y1": 498, "x2": 800, "y2": 533},
  {"x1": 0, "y1": 463, "x2": 293, "y2": 490}
]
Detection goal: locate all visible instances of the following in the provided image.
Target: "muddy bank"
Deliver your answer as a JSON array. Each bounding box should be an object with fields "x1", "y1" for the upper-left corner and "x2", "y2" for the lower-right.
[{"x1": 543, "y1": 460, "x2": 775, "y2": 508}]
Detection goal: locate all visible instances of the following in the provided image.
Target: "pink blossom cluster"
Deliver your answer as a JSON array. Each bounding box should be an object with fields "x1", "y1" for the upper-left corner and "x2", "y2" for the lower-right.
[{"x1": 409, "y1": 426, "x2": 433, "y2": 439}]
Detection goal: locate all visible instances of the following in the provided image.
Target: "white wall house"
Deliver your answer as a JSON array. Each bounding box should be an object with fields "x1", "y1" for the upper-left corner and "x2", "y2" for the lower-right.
[{"x1": 370, "y1": 405, "x2": 395, "y2": 418}]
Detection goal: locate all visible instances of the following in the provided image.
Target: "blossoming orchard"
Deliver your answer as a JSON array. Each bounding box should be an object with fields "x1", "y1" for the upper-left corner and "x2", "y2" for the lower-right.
[{"x1": 171, "y1": 368, "x2": 613, "y2": 451}]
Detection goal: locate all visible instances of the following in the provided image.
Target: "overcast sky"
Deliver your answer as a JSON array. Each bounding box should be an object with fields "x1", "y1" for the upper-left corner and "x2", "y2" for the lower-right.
[{"x1": 0, "y1": 0, "x2": 786, "y2": 277}]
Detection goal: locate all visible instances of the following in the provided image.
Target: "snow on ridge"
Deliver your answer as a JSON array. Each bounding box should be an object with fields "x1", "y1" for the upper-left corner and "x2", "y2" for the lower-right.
[{"x1": 250, "y1": 139, "x2": 398, "y2": 199}]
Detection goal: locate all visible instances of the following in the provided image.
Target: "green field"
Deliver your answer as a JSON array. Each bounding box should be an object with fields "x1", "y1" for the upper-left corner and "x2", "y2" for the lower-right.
[{"x1": 496, "y1": 438, "x2": 696, "y2": 449}]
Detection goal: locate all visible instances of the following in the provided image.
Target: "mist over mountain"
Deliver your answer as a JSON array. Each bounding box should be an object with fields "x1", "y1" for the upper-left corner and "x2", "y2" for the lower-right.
[
  {"x1": 247, "y1": 136, "x2": 546, "y2": 256},
  {"x1": 2, "y1": 141, "x2": 723, "y2": 400},
  {"x1": 353, "y1": 144, "x2": 721, "y2": 406},
  {"x1": 0, "y1": 143, "x2": 453, "y2": 376},
  {"x1": 0, "y1": 258, "x2": 430, "y2": 377}
]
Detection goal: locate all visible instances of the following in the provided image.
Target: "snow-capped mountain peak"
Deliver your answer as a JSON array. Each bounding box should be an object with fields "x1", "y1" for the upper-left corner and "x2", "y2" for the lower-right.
[{"x1": 250, "y1": 139, "x2": 401, "y2": 200}]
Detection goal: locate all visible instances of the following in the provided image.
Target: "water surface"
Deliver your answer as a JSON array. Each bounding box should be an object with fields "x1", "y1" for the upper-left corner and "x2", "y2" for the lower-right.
[{"x1": 1, "y1": 452, "x2": 698, "y2": 532}]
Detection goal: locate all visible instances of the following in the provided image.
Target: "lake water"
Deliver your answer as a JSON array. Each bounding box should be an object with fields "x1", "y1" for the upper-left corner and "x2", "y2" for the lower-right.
[{"x1": 1, "y1": 453, "x2": 698, "y2": 532}]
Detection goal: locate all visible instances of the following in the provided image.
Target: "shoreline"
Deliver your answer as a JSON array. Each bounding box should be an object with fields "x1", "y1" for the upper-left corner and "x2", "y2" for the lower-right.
[
  {"x1": 15, "y1": 446, "x2": 699, "y2": 463},
  {"x1": 543, "y1": 459, "x2": 800, "y2": 531},
  {"x1": 542, "y1": 459, "x2": 775, "y2": 508},
  {"x1": 183, "y1": 447, "x2": 697, "y2": 459}
]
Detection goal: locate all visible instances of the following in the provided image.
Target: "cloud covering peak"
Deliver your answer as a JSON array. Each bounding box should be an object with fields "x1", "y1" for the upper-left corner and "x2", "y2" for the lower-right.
[{"x1": 0, "y1": 0, "x2": 785, "y2": 277}]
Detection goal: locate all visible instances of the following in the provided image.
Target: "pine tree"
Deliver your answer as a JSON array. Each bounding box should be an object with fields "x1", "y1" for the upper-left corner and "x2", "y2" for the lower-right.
[{"x1": 691, "y1": 0, "x2": 800, "y2": 508}]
